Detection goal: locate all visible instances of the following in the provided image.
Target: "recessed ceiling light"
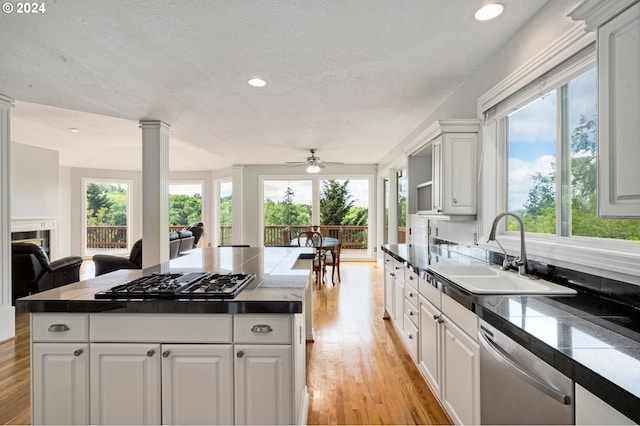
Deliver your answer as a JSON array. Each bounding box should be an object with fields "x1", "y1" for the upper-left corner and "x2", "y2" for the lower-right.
[
  {"x1": 69, "y1": 128, "x2": 80, "y2": 133},
  {"x1": 247, "y1": 77, "x2": 267, "y2": 87},
  {"x1": 474, "y1": 3, "x2": 504, "y2": 21}
]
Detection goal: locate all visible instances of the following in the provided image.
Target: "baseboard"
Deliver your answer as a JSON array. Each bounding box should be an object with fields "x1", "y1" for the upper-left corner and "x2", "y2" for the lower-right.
[{"x1": 0, "y1": 305, "x2": 16, "y2": 342}]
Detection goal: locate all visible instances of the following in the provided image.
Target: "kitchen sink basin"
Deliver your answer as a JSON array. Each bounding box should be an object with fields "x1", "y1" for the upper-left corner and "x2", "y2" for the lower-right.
[{"x1": 429, "y1": 265, "x2": 576, "y2": 295}]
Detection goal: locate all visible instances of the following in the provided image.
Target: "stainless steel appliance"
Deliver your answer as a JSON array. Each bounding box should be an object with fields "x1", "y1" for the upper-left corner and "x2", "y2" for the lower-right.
[
  {"x1": 479, "y1": 319, "x2": 573, "y2": 424},
  {"x1": 94, "y1": 272, "x2": 255, "y2": 299}
]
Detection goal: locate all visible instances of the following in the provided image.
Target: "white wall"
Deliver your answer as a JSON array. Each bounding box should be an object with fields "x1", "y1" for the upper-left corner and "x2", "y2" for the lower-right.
[
  {"x1": 239, "y1": 164, "x2": 377, "y2": 248},
  {"x1": 10, "y1": 142, "x2": 59, "y2": 219},
  {"x1": 57, "y1": 166, "x2": 72, "y2": 258}
]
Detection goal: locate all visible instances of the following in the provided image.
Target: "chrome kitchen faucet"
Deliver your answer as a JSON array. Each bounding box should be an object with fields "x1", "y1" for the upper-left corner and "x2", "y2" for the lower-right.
[{"x1": 487, "y1": 212, "x2": 528, "y2": 276}]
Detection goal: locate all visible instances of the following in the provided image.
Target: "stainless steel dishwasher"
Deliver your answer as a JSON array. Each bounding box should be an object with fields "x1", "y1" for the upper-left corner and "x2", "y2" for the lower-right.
[{"x1": 479, "y1": 320, "x2": 573, "y2": 424}]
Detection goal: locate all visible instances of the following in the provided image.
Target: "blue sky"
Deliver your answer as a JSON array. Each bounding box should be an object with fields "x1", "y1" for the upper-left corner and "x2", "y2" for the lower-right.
[{"x1": 507, "y1": 68, "x2": 596, "y2": 211}]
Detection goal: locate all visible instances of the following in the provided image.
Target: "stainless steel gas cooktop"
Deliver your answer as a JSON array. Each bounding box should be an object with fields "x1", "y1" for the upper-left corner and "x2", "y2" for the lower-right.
[{"x1": 94, "y1": 272, "x2": 255, "y2": 299}]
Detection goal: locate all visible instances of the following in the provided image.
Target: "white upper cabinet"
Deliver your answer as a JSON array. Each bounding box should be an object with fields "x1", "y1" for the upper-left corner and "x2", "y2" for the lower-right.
[
  {"x1": 571, "y1": 0, "x2": 640, "y2": 217},
  {"x1": 407, "y1": 120, "x2": 480, "y2": 219}
]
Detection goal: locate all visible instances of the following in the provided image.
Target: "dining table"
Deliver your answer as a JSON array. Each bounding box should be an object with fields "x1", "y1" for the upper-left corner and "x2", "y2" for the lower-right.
[{"x1": 289, "y1": 236, "x2": 340, "y2": 284}]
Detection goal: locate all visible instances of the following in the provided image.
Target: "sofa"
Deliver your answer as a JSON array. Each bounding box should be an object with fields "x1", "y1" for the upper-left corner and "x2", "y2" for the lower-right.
[
  {"x1": 12, "y1": 242, "x2": 83, "y2": 304},
  {"x1": 93, "y1": 231, "x2": 195, "y2": 276}
]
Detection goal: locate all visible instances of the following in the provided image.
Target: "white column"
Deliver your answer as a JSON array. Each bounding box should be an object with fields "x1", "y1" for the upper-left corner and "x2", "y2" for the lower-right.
[
  {"x1": 139, "y1": 120, "x2": 170, "y2": 270},
  {"x1": 231, "y1": 165, "x2": 244, "y2": 246},
  {"x1": 0, "y1": 94, "x2": 15, "y2": 341}
]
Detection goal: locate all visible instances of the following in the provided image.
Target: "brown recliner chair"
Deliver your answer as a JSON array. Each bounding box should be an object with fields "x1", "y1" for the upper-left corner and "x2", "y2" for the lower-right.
[
  {"x1": 93, "y1": 239, "x2": 143, "y2": 277},
  {"x1": 11, "y1": 242, "x2": 83, "y2": 305}
]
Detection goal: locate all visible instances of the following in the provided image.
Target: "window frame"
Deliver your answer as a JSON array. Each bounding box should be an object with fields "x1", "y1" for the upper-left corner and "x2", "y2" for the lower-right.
[{"x1": 479, "y1": 44, "x2": 640, "y2": 282}]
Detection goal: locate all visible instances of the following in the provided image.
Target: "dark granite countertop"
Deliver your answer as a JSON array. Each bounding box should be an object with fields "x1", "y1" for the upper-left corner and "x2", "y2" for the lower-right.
[
  {"x1": 382, "y1": 244, "x2": 640, "y2": 423},
  {"x1": 15, "y1": 246, "x2": 312, "y2": 314}
]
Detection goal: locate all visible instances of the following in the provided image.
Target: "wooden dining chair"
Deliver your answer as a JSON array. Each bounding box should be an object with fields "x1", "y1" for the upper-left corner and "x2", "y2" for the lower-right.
[
  {"x1": 323, "y1": 242, "x2": 341, "y2": 285},
  {"x1": 297, "y1": 231, "x2": 325, "y2": 285}
]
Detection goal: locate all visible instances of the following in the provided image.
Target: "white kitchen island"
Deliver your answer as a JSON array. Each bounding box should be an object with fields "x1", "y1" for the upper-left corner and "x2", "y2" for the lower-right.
[{"x1": 17, "y1": 246, "x2": 312, "y2": 425}]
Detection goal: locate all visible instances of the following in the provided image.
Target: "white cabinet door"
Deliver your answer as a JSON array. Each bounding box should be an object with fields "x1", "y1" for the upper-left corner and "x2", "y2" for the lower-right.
[
  {"x1": 384, "y1": 267, "x2": 395, "y2": 320},
  {"x1": 597, "y1": 2, "x2": 640, "y2": 217},
  {"x1": 90, "y1": 343, "x2": 161, "y2": 425},
  {"x1": 442, "y1": 133, "x2": 477, "y2": 215},
  {"x1": 575, "y1": 383, "x2": 635, "y2": 425},
  {"x1": 418, "y1": 297, "x2": 441, "y2": 397},
  {"x1": 441, "y1": 319, "x2": 480, "y2": 425},
  {"x1": 394, "y1": 275, "x2": 405, "y2": 328},
  {"x1": 234, "y1": 345, "x2": 292, "y2": 425},
  {"x1": 161, "y1": 344, "x2": 233, "y2": 425},
  {"x1": 32, "y1": 343, "x2": 89, "y2": 425}
]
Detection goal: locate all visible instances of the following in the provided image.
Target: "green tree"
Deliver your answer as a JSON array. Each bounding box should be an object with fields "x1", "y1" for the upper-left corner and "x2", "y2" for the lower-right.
[
  {"x1": 86, "y1": 183, "x2": 112, "y2": 226},
  {"x1": 220, "y1": 196, "x2": 232, "y2": 226},
  {"x1": 320, "y1": 180, "x2": 355, "y2": 225},
  {"x1": 520, "y1": 114, "x2": 640, "y2": 240},
  {"x1": 169, "y1": 193, "x2": 202, "y2": 226}
]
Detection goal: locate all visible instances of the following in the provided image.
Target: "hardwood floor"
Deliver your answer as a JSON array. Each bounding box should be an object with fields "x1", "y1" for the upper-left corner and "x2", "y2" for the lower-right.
[
  {"x1": 0, "y1": 261, "x2": 450, "y2": 425},
  {"x1": 306, "y1": 262, "x2": 450, "y2": 425},
  {"x1": 0, "y1": 312, "x2": 30, "y2": 425}
]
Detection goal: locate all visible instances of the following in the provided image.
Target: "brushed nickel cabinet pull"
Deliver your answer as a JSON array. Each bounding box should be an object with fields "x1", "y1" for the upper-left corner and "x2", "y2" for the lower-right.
[
  {"x1": 251, "y1": 324, "x2": 273, "y2": 334},
  {"x1": 74, "y1": 349, "x2": 83, "y2": 357},
  {"x1": 48, "y1": 324, "x2": 70, "y2": 332},
  {"x1": 147, "y1": 350, "x2": 155, "y2": 357},
  {"x1": 162, "y1": 351, "x2": 170, "y2": 358},
  {"x1": 237, "y1": 351, "x2": 245, "y2": 358}
]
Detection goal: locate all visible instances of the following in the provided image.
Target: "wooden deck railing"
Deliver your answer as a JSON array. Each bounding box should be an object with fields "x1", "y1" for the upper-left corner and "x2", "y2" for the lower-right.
[
  {"x1": 263, "y1": 225, "x2": 368, "y2": 249},
  {"x1": 87, "y1": 225, "x2": 189, "y2": 249}
]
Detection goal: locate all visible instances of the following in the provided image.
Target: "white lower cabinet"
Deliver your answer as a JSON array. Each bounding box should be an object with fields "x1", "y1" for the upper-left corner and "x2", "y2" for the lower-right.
[
  {"x1": 418, "y1": 296, "x2": 441, "y2": 396},
  {"x1": 161, "y1": 344, "x2": 233, "y2": 425},
  {"x1": 441, "y1": 317, "x2": 480, "y2": 425},
  {"x1": 234, "y1": 345, "x2": 292, "y2": 425},
  {"x1": 31, "y1": 312, "x2": 306, "y2": 425},
  {"x1": 32, "y1": 343, "x2": 89, "y2": 425},
  {"x1": 575, "y1": 383, "x2": 635, "y2": 425},
  {"x1": 90, "y1": 343, "x2": 161, "y2": 425}
]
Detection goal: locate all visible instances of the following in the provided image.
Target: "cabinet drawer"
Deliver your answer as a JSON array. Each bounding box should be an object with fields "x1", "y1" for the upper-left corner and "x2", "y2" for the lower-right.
[
  {"x1": 405, "y1": 280, "x2": 419, "y2": 308},
  {"x1": 404, "y1": 298, "x2": 419, "y2": 328},
  {"x1": 234, "y1": 315, "x2": 291, "y2": 344},
  {"x1": 384, "y1": 253, "x2": 394, "y2": 269},
  {"x1": 90, "y1": 314, "x2": 232, "y2": 343},
  {"x1": 419, "y1": 274, "x2": 441, "y2": 309},
  {"x1": 403, "y1": 314, "x2": 419, "y2": 360},
  {"x1": 32, "y1": 314, "x2": 89, "y2": 342},
  {"x1": 442, "y1": 293, "x2": 477, "y2": 340},
  {"x1": 406, "y1": 268, "x2": 419, "y2": 288},
  {"x1": 393, "y1": 260, "x2": 405, "y2": 281}
]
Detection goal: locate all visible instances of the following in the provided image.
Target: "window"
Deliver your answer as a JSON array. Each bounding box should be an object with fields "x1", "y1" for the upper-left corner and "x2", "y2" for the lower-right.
[
  {"x1": 218, "y1": 181, "x2": 232, "y2": 246},
  {"x1": 83, "y1": 179, "x2": 131, "y2": 257},
  {"x1": 169, "y1": 183, "x2": 203, "y2": 230},
  {"x1": 503, "y1": 67, "x2": 640, "y2": 242},
  {"x1": 397, "y1": 169, "x2": 407, "y2": 243}
]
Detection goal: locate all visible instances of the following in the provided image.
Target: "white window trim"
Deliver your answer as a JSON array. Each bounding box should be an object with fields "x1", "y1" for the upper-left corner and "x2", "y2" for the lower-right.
[
  {"x1": 477, "y1": 23, "x2": 640, "y2": 284},
  {"x1": 214, "y1": 177, "x2": 232, "y2": 247},
  {"x1": 80, "y1": 177, "x2": 133, "y2": 258},
  {"x1": 259, "y1": 174, "x2": 376, "y2": 260}
]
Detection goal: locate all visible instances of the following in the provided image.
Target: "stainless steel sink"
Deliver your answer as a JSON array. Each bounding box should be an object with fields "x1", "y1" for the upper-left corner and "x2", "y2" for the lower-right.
[{"x1": 429, "y1": 265, "x2": 576, "y2": 295}]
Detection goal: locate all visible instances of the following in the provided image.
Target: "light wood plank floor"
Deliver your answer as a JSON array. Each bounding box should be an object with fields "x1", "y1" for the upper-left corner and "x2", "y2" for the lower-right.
[{"x1": 1, "y1": 261, "x2": 450, "y2": 425}]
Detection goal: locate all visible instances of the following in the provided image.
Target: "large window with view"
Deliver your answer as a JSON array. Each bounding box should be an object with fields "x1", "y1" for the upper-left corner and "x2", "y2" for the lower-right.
[
  {"x1": 263, "y1": 180, "x2": 313, "y2": 246},
  {"x1": 218, "y1": 181, "x2": 232, "y2": 246},
  {"x1": 504, "y1": 66, "x2": 640, "y2": 242},
  {"x1": 169, "y1": 183, "x2": 203, "y2": 232},
  {"x1": 83, "y1": 179, "x2": 130, "y2": 257}
]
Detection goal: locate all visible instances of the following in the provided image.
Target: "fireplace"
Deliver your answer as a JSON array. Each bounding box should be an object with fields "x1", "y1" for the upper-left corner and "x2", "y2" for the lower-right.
[{"x1": 11, "y1": 230, "x2": 51, "y2": 257}]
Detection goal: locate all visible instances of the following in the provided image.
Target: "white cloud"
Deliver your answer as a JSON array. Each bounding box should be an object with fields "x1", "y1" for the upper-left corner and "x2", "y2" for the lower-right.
[
  {"x1": 508, "y1": 155, "x2": 555, "y2": 211},
  {"x1": 508, "y1": 93, "x2": 556, "y2": 144}
]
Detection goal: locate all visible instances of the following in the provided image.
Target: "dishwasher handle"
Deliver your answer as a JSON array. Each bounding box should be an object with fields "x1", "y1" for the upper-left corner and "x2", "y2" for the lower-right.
[{"x1": 478, "y1": 328, "x2": 571, "y2": 405}]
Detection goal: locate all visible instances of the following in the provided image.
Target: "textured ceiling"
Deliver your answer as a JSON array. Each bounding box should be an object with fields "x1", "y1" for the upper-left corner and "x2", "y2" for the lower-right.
[{"x1": 0, "y1": 0, "x2": 548, "y2": 170}]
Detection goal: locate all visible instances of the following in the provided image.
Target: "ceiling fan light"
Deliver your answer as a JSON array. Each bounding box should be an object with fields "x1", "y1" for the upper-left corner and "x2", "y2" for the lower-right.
[{"x1": 306, "y1": 164, "x2": 321, "y2": 174}]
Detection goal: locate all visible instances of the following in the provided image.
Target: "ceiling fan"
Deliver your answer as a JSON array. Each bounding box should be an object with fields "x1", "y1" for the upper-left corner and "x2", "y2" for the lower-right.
[{"x1": 286, "y1": 149, "x2": 343, "y2": 173}]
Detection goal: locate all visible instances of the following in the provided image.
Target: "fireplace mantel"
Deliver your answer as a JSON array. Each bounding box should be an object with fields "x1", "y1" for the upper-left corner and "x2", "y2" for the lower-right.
[{"x1": 11, "y1": 218, "x2": 58, "y2": 233}]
